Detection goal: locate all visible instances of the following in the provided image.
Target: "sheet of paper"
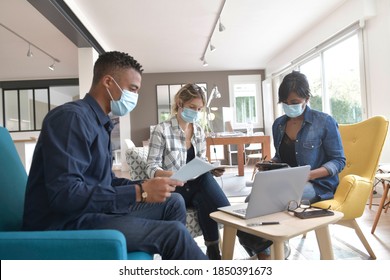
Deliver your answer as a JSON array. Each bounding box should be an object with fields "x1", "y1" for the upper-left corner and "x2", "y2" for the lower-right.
[{"x1": 170, "y1": 157, "x2": 218, "y2": 182}]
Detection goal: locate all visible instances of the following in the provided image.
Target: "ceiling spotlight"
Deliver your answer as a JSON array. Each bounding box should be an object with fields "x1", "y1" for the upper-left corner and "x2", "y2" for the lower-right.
[
  {"x1": 1, "y1": 23, "x2": 60, "y2": 70},
  {"x1": 219, "y1": 18, "x2": 226, "y2": 32},
  {"x1": 199, "y1": 0, "x2": 226, "y2": 67},
  {"x1": 48, "y1": 61, "x2": 56, "y2": 71},
  {"x1": 27, "y1": 44, "x2": 33, "y2": 57}
]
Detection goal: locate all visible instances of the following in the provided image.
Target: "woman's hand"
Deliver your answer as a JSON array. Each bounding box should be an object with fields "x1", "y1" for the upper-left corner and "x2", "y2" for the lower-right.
[
  {"x1": 255, "y1": 160, "x2": 274, "y2": 171},
  {"x1": 211, "y1": 167, "x2": 225, "y2": 177}
]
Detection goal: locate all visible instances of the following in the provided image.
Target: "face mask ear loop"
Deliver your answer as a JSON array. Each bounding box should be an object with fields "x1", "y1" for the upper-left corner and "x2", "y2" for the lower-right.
[
  {"x1": 106, "y1": 88, "x2": 115, "y2": 101},
  {"x1": 111, "y1": 78, "x2": 123, "y2": 92},
  {"x1": 109, "y1": 76, "x2": 125, "y2": 100}
]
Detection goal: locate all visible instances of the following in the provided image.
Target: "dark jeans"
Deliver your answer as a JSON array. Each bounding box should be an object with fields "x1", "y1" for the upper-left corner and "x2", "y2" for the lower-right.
[
  {"x1": 175, "y1": 172, "x2": 272, "y2": 255},
  {"x1": 67, "y1": 193, "x2": 207, "y2": 260},
  {"x1": 175, "y1": 172, "x2": 230, "y2": 242}
]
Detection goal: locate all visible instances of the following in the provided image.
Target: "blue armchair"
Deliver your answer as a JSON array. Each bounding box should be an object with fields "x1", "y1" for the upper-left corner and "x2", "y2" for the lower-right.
[{"x1": 0, "y1": 126, "x2": 152, "y2": 260}]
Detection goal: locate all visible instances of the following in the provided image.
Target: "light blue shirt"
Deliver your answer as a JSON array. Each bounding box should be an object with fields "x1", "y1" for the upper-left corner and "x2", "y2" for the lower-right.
[{"x1": 272, "y1": 106, "x2": 346, "y2": 200}]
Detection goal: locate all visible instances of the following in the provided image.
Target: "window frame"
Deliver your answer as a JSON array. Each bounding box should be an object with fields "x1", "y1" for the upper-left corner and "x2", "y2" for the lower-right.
[
  {"x1": 0, "y1": 78, "x2": 78, "y2": 132},
  {"x1": 1, "y1": 88, "x2": 50, "y2": 132},
  {"x1": 272, "y1": 22, "x2": 367, "y2": 124},
  {"x1": 228, "y1": 74, "x2": 263, "y2": 129}
]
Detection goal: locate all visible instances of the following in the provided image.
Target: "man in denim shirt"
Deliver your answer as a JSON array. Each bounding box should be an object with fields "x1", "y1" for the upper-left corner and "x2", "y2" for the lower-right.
[{"x1": 271, "y1": 71, "x2": 346, "y2": 203}]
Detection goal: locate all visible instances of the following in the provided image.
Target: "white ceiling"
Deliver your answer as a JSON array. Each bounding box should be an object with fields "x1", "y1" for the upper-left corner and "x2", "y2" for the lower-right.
[{"x1": 0, "y1": 0, "x2": 347, "y2": 81}]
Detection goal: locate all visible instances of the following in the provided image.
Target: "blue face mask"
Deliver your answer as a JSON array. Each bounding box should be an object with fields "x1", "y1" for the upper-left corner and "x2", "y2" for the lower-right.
[
  {"x1": 282, "y1": 103, "x2": 305, "y2": 118},
  {"x1": 181, "y1": 107, "x2": 201, "y2": 123},
  {"x1": 107, "y1": 78, "x2": 138, "y2": 116}
]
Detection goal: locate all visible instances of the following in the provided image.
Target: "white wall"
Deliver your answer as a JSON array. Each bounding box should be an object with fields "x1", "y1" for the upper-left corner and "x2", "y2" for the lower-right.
[
  {"x1": 120, "y1": 114, "x2": 131, "y2": 171},
  {"x1": 266, "y1": 0, "x2": 390, "y2": 163},
  {"x1": 78, "y1": 48, "x2": 99, "y2": 99},
  {"x1": 365, "y1": 0, "x2": 390, "y2": 122}
]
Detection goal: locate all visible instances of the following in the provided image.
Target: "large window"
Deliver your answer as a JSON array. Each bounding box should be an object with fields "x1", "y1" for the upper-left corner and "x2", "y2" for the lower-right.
[
  {"x1": 228, "y1": 75, "x2": 263, "y2": 129},
  {"x1": 275, "y1": 24, "x2": 365, "y2": 124},
  {"x1": 34, "y1": 89, "x2": 50, "y2": 130},
  {"x1": 2, "y1": 88, "x2": 50, "y2": 131},
  {"x1": 3, "y1": 90, "x2": 19, "y2": 131},
  {"x1": 0, "y1": 84, "x2": 79, "y2": 132},
  {"x1": 323, "y1": 34, "x2": 362, "y2": 123}
]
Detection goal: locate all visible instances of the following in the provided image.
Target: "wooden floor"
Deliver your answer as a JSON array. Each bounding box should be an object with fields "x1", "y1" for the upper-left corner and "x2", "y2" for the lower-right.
[{"x1": 114, "y1": 165, "x2": 390, "y2": 260}]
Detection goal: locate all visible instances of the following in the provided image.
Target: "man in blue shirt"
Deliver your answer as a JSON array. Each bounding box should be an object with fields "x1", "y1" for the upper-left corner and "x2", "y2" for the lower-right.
[{"x1": 23, "y1": 51, "x2": 207, "y2": 260}]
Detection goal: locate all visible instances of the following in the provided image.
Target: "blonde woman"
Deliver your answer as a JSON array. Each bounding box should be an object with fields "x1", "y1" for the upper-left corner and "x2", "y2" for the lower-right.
[{"x1": 146, "y1": 83, "x2": 271, "y2": 259}]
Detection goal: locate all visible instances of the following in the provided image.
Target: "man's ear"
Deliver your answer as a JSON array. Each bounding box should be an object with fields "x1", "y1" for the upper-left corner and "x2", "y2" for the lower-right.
[{"x1": 102, "y1": 75, "x2": 112, "y2": 88}]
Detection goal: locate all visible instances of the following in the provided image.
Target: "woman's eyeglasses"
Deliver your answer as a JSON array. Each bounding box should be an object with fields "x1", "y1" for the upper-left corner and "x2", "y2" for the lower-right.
[
  {"x1": 189, "y1": 84, "x2": 206, "y2": 95},
  {"x1": 178, "y1": 84, "x2": 205, "y2": 97},
  {"x1": 288, "y1": 200, "x2": 333, "y2": 219},
  {"x1": 287, "y1": 199, "x2": 311, "y2": 214}
]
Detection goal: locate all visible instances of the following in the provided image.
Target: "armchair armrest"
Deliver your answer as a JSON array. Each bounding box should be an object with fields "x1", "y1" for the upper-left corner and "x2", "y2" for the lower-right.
[
  {"x1": 313, "y1": 174, "x2": 372, "y2": 220},
  {"x1": 0, "y1": 229, "x2": 131, "y2": 260}
]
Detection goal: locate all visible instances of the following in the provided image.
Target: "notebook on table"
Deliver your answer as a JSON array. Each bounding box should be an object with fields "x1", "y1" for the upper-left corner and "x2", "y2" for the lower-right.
[{"x1": 218, "y1": 165, "x2": 311, "y2": 219}]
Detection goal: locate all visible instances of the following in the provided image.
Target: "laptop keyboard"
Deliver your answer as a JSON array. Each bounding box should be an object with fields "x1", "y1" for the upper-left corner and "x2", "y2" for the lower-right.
[{"x1": 233, "y1": 208, "x2": 247, "y2": 215}]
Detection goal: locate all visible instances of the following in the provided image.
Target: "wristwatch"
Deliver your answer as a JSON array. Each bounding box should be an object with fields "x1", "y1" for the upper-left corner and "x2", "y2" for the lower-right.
[{"x1": 138, "y1": 182, "x2": 147, "y2": 203}]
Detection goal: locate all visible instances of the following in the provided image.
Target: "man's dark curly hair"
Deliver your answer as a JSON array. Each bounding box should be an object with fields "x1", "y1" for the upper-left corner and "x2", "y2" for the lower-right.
[{"x1": 92, "y1": 51, "x2": 143, "y2": 85}]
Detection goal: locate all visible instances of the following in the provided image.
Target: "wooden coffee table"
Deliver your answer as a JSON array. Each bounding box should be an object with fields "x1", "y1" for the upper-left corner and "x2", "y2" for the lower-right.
[{"x1": 210, "y1": 210, "x2": 343, "y2": 260}]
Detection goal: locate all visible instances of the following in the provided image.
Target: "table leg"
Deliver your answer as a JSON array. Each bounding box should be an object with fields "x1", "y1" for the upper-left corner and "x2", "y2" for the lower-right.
[
  {"x1": 262, "y1": 137, "x2": 271, "y2": 160},
  {"x1": 220, "y1": 226, "x2": 237, "y2": 260},
  {"x1": 315, "y1": 226, "x2": 334, "y2": 260},
  {"x1": 206, "y1": 144, "x2": 211, "y2": 162},
  {"x1": 237, "y1": 144, "x2": 244, "y2": 176},
  {"x1": 270, "y1": 241, "x2": 284, "y2": 260}
]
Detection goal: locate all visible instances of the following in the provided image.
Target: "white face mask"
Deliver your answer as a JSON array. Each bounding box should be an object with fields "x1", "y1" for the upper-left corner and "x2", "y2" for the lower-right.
[
  {"x1": 107, "y1": 78, "x2": 138, "y2": 116},
  {"x1": 282, "y1": 102, "x2": 305, "y2": 118},
  {"x1": 180, "y1": 107, "x2": 201, "y2": 123}
]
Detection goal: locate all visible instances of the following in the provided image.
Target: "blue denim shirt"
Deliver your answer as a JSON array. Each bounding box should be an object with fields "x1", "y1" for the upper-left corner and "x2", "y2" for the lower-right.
[
  {"x1": 272, "y1": 106, "x2": 345, "y2": 200},
  {"x1": 23, "y1": 94, "x2": 137, "y2": 231}
]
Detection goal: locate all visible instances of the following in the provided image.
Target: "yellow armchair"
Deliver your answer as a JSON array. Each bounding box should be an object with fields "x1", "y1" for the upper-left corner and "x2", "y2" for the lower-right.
[{"x1": 313, "y1": 116, "x2": 389, "y2": 259}]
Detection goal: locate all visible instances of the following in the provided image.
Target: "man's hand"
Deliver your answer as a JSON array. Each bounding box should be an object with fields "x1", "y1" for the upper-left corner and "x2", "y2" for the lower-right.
[{"x1": 141, "y1": 177, "x2": 184, "y2": 203}]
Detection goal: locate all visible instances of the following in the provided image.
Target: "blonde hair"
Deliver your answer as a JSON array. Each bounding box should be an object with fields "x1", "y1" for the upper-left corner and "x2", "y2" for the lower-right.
[{"x1": 171, "y1": 83, "x2": 206, "y2": 115}]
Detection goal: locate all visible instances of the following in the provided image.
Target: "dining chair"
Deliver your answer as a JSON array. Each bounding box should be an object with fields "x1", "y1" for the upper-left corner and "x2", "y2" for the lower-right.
[
  {"x1": 370, "y1": 173, "x2": 390, "y2": 234},
  {"x1": 245, "y1": 132, "x2": 264, "y2": 180}
]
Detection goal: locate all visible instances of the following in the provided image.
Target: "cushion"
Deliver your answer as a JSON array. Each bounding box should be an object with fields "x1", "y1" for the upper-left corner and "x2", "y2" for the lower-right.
[
  {"x1": 125, "y1": 147, "x2": 203, "y2": 238},
  {"x1": 186, "y1": 208, "x2": 203, "y2": 238},
  {"x1": 0, "y1": 127, "x2": 28, "y2": 231},
  {"x1": 125, "y1": 147, "x2": 149, "y2": 180}
]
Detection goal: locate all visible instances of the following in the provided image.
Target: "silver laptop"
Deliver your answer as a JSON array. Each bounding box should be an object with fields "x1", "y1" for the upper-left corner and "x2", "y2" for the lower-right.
[{"x1": 218, "y1": 165, "x2": 311, "y2": 219}]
